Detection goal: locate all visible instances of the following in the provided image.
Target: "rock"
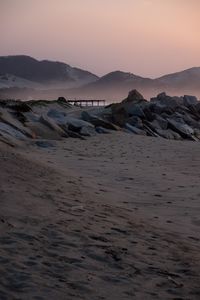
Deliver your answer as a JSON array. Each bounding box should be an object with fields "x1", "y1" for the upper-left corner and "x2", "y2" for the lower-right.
[
  {"x1": 81, "y1": 111, "x2": 119, "y2": 130},
  {"x1": 10, "y1": 102, "x2": 32, "y2": 112},
  {"x1": 151, "y1": 92, "x2": 183, "y2": 109},
  {"x1": 57, "y1": 96, "x2": 67, "y2": 102},
  {"x1": 0, "y1": 131, "x2": 19, "y2": 147},
  {"x1": 109, "y1": 90, "x2": 147, "y2": 124},
  {"x1": 66, "y1": 116, "x2": 94, "y2": 130},
  {"x1": 143, "y1": 123, "x2": 159, "y2": 137},
  {"x1": 143, "y1": 106, "x2": 155, "y2": 121},
  {"x1": 35, "y1": 140, "x2": 56, "y2": 148},
  {"x1": 0, "y1": 122, "x2": 27, "y2": 140},
  {"x1": 24, "y1": 111, "x2": 40, "y2": 122},
  {"x1": 154, "y1": 115, "x2": 168, "y2": 130},
  {"x1": 187, "y1": 104, "x2": 200, "y2": 119},
  {"x1": 194, "y1": 128, "x2": 200, "y2": 139},
  {"x1": 95, "y1": 127, "x2": 111, "y2": 134},
  {"x1": 150, "y1": 119, "x2": 162, "y2": 130},
  {"x1": 110, "y1": 107, "x2": 128, "y2": 127},
  {"x1": 126, "y1": 104, "x2": 145, "y2": 118},
  {"x1": 47, "y1": 109, "x2": 66, "y2": 124},
  {"x1": 80, "y1": 126, "x2": 96, "y2": 137},
  {"x1": 57, "y1": 97, "x2": 72, "y2": 108},
  {"x1": 122, "y1": 89, "x2": 145, "y2": 103},
  {"x1": 182, "y1": 112, "x2": 200, "y2": 129},
  {"x1": 142, "y1": 120, "x2": 181, "y2": 140},
  {"x1": 0, "y1": 108, "x2": 34, "y2": 138},
  {"x1": 121, "y1": 90, "x2": 147, "y2": 117},
  {"x1": 183, "y1": 95, "x2": 198, "y2": 106},
  {"x1": 39, "y1": 114, "x2": 67, "y2": 137},
  {"x1": 26, "y1": 121, "x2": 63, "y2": 140},
  {"x1": 156, "y1": 129, "x2": 182, "y2": 140},
  {"x1": 125, "y1": 123, "x2": 146, "y2": 135},
  {"x1": 167, "y1": 118, "x2": 194, "y2": 139},
  {"x1": 59, "y1": 124, "x2": 85, "y2": 139},
  {"x1": 194, "y1": 102, "x2": 200, "y2": 113},
  {"x1": 126, "y1": 116, "x2": 143, "y2": 128}
]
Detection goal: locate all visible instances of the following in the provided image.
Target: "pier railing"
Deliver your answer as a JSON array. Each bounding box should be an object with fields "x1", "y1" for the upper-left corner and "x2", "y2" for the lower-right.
[{"x1": 67, "y1": 99, "x2": 106, "y2": 106}]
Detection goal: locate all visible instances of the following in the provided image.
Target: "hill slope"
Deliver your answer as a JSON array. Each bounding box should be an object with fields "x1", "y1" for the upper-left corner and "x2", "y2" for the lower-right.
[{"x1": 0, "y1": 55, "x2": 99, "y2": 88}]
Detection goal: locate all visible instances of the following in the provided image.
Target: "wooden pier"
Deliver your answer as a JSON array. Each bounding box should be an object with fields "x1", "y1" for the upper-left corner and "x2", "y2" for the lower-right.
[{"x1": 67, "y1": 99, "x2": 106, "y2": 107}]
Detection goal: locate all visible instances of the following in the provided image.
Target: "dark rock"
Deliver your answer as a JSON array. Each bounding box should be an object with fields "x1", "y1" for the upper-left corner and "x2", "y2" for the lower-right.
[
  {"x1": 57, "y1": 96, "x2": 67, "y2": 102},
  {"x1": 143, "y1": 123, "x2": 159, "y2": 137},
  {"x1": 154, "y1": 115, "x2": 168, "y2": 130},
  {"x1": 111, "y1": 106, "x2": 128, "y2": 127},
  {"x1": 125, "y1": 123, "x2": 146, "y2": 135},
  {"x1": 126, "y1": 116, "x2": 143, "y2": 128},
  {"x1": 80, "y1": 126, "x2": 96, "y2": 137},
  {"x1": 81, "y1": 111, "x2": 119, "y2": 130},
  {"x1": 156, "y1": 129, "x2": 182, "y2": 140},
  {"x1": 122, "y1": 89, "x2": 145, "y2": 103},
  {"x1": 47, "y1": 109, "x2": 66, "y2": 124},
  {"x1": 151, "y1": 92, "x2": 183, "y2": 110},
  {"x1": 10, "y1": 102, "x2": 32, "y2": 112},
  {"x1": 65, "y1": 116, "x2": 94, "y2": 129},
  {"x1": 167, "y1": 118, "x2": 195, "y2": 139},
  {"x1": 127, "y1": 104, "x2": 145, "y2": 118},
  {"x1": 35, "y1": 140, "x2": 55, "y2": 148},
  {"x1": 95, "y1": 127, "x2": 111, "y2": 134},
  {"x1": 39, "y1": 114, "x2": 66, "y2": 137},
  {"x1": 183, "y1": 95, "x2": 198, "y2": 106},
  {"x1": 182, "y1": 113, "x2": 200, "y2": 129},
  {"x1": 143, "y1": 106, "x2": 155, "y2": 121}
]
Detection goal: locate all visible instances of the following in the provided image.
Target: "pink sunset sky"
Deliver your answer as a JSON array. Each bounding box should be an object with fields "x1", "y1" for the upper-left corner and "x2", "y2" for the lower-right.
[{"x1": 0, "y1": 0, "x2": 200, "y2": 77}]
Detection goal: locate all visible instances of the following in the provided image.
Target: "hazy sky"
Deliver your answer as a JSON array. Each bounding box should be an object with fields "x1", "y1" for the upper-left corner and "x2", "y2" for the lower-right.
[{"x1": 0, "y1": 0, "x2": 200, "y2": 77}]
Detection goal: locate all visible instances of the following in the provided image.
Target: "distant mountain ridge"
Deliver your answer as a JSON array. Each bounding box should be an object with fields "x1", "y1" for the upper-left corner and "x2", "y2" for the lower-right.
[
  {"x1": 0, "y1": 55, "x2": 99, "y2": 89},
  {"x1": 0, "y1": 55, "x2": 200, "y2": 100}
]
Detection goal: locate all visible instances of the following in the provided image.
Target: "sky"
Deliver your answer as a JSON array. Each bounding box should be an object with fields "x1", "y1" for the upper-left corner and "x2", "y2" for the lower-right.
[{"x1": 0, "y1": 0, "x2": 200, "y2": 77}]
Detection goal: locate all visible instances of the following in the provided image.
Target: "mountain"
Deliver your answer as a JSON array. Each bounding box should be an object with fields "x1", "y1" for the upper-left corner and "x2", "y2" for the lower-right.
[
  {"x1": 0, "y1": 55, "x2": 200, "y2": 101},
  {"x1": 0, "y1": 55, "x2": 99, "y2": 88},
  {"x1": 155, "y1": 67, "x2": 200, "y2": 90},
  {"x1": 65, "y1": 71, "x2": 161, "y2": 100},
  {"x1": 0, "y1": 74, "x2": 42, "y2": 89},
  {"x1": 68, "y1": 68, "x2": 200, "y2": 101}
]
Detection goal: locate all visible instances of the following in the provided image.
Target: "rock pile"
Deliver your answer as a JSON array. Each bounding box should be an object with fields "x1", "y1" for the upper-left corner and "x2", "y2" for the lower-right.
[
  {"x1": 0, "y1": 98, "x2": 117, "y2": 146},
  {"x1": 0, "y1": 90, "x2": 200, "y2": 147},
  {"x1": 107, "y1": 90, "x2": 200, "y2": 141}
]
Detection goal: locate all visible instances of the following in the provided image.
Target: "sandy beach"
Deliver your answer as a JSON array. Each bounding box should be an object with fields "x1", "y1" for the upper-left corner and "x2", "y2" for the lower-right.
[{"x1": 1, "y1": 131, "x2": 200, "y2": 299}]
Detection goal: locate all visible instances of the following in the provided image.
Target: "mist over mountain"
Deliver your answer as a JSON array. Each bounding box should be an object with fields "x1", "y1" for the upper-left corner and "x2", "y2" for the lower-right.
[
  {"x1": 0, "y1": 55, "x2": 200, "y2": 101},
  {"x1": 0, "y1": 55, "x2": 99, "y2": 89}
]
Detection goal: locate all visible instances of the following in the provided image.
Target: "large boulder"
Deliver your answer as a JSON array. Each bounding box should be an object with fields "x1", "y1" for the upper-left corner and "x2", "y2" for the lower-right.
[
  {"x1": 109, "y1": 90, "x2": 147, "y2": 126},
  {"x1": 183, "y1": 95, "x2": 198, "y2": 107},
  {"x1": 122, "y1": 89, "x2": 145, "y2": 103},
  {"x1": 121, "y1": 90, "x2": 147, "y2": 116}
]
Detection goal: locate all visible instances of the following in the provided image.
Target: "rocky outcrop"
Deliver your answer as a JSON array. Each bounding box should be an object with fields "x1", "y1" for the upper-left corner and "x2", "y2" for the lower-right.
[
  {"x1": 107, "y1": 90, "x2": 200, "y2": 140},
  {"x1": 0, "y1": 90, "x2": 200, "y2": 147}
]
